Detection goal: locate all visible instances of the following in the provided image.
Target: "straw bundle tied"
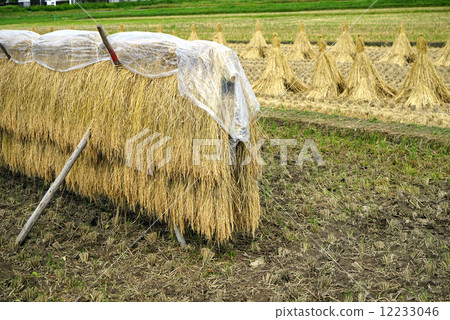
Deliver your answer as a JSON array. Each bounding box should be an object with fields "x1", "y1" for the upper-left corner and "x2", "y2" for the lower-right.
[
  {"x1": 253, "y1": 34, "x2": 308, "y2": 96},
  {"x1": 157, "y1": 24, "x2": 163, "y2": 33},
  {"x1": 0, "y1": 53, "x2": 261, "y2": 242},
  {"x1": 435, "y1": 39, "x2": 450, "y2": 67},
  {"x1": 307, "y1": 36, "x2": 346, "y2": 100},
  {"x1": 213, "y1": 22, "x2": 228, "y2": 46},
  {"x1": 286, "y1": 21, "x2": 317, "y2": 61},
  {"x1": 396, "y1": 35, "x2": 450, "y2": 109},
  {"x1": 331, "y1": 20, "x2": 356, "y2": 63},
  {"x1": 188, "y1": 23, "x2": 199, "y2": 41},
  {"x1": 342, "y1": 36, "x2": 397, "y2": 101},
  {"x1": 380, "y1": 21, "x2": 416, "y2": 65},
  {"x1": 240, "y1": 20, "x2": 270, "y2": 59}
]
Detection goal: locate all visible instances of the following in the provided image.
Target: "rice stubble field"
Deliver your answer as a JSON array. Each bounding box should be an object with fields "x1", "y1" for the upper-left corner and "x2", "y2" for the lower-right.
[{"x1": 0, "y1": 4, "x2": 449, "y2": 303}]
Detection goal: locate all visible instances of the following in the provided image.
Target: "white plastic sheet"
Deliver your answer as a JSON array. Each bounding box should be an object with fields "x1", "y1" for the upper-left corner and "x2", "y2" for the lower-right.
[
  {"x1": 31, "y1": 30, "x2": 109, "y2": 72},
  {"x1": 0, "y1": 30, "x2": 39, "y2": 64},
  {"x1": 177, "y1": 40, "x2": 259, "y2": 142},
  {"x1": 105, "y1": 32, "x2": 180, "y2": 78},
  {"x1": 1, "y1": 30, "x2": 259, "y2": 142},
  {"x1": 106, "y1": 32, "x2": 259, "y2": 142}
]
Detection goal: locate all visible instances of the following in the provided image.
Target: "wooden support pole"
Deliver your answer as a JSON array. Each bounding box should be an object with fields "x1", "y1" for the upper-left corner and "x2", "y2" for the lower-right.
[
  {"x1": 15, "y1": 130, "x2": 91, "y2": 246},
  {"x1": 0, "y1": 42, "x2": 11, "y2": 60},
  {"x1": 97, "y1": 24, "x2": 121, "y2": 66},
  {"x1": 173, "y1": 225, "x2": 186, "y2": 247}
]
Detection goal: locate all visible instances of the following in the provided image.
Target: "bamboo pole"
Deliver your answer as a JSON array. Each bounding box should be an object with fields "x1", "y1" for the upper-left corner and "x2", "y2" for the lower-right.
[
  {"x1": 15, "y1": 129, "x2": 91, "y2": 245},
  {"x1": 0, "y1": 43, "x2": 11, "y2": 60},
  {"x1": 97, "y1": 24, "x2": 121, "y2": 66}
]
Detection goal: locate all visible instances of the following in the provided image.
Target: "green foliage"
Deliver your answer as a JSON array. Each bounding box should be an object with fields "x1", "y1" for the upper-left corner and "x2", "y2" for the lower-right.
[{"x1": 0, "y1": 0, "x2": 448, "y2": 17}]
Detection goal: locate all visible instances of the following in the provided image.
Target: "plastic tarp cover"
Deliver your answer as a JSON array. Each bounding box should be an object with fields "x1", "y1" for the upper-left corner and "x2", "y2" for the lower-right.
[
  {"x1": 0, "y1": 30, "x2": 40, "y2": 64},
  {"x1": 106, "y1": 32, "x2": 260, "y2": 142},
  {"x1": 32, "y1": 30, "x2": 109, "y2": 72},
  {"x1": 105, "y1": 32, "x2": 180, "y2": 78}
]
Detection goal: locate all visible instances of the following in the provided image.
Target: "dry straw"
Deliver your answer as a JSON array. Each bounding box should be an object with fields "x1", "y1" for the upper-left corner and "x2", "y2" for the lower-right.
[
  {"x1": 396, "y1": 35, "x2": 450, "y2": 109},
  {"x1": 157, "y1": 24, "x2": 163, "y2": 33},
  {"x1": 213, "y1": 22, "x2": 228, "y2": 46},
  {"x1": 331, "y1": 19, "x2": 356, "y2": 63},
  {"x1": 0, "y1": 59, "x2": 262, "y2": 242},
  {"x1": 120, "y1": 23, "x2": 124, "y2": 33},
  {"x1": 435, "y1": 39, "x2": 450, "y2": 67},
  {"x1": 240, "y1": 19, "x2": 270, "y2": 59},
  {"x1": 253, "y1": 33, "x2": 308, "y2": 96},
  {"x1": 380, "y1": 21, "x2": 416, "y2": 65},
  {"x1": 307, "y1": 36, "x2": 346, "y2": 100},
  {"x1": 188, "y1": 23, "x2": 199, "y2": 41},
  {"x1": 342, "y1": 35, "x2": 397, "y2": 101},
  {"x1": 286, "y1": 21, "x2": 317, "y2": 61}
]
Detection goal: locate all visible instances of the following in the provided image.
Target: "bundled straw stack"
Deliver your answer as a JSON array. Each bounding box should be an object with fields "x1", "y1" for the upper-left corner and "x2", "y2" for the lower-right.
[
  {"x1": 396, "y1": 35, "x2": 450, "y2": 109},
  {"x1": 307, "y1": 36, "x2": 346, "y2": 100},
  {"x1": 286, "y1": 21, "x2": 316, "y2": 61},
  {"x1": 435, "y1": 39, "x2": 450, "y2": 67},
  {"x1": 331, "y1": 19, "x2": 356, "y2": 63},
  {"x1": 213, "y1": 22, "x2": 227, "y2": 46},
  {"x1": 157, "y1": 23, "x2": 163, "y2": 33},
  {"x1": 380, "y1": 21, "x2": 416, "y2": 65},
  {"x1": 342, "y1": 36, "x2": 397, "y2": 101},
  {"x1": 253, "y1": 34, "x2": 307, "y2": 96},
  {"x1": 0, "y1": 32, "x2": 262, "y2": 242},
  {"x1": 188, "y1": 23, "x2": 199, "y2": 41},
  {"x1": 241, "y1": 20, "x2": 270, "y2": 59}
]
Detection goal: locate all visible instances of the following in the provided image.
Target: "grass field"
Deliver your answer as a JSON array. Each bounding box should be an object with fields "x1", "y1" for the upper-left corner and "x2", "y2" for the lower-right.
[
  {"x1": 1, "y1": 0, "x2": 448, "y2": 15},
  {"x1": 1, "y1": 5, "x2": 449, "y2": 42}
]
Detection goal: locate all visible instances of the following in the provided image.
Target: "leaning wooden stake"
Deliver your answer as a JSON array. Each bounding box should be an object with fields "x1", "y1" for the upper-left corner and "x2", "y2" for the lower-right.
[
  {"x1": 97, "y1": 24, "x2": 121, "y2": 66},
  {"x1": 0, "y1": 42, "x2": 11, "y2": 60},
  {"x1": 16, "y1": 130, "x2": 91, "y2": 245},
  {"x1": 173, "y1": 225, "x2": 186, "y2": 247}
]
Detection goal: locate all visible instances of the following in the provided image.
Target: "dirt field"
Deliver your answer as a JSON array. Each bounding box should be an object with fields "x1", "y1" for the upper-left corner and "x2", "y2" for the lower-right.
[
  {"x1": 230, "y1": 43, "x2": 450, "y2": 128},
  {"x1": 0, "y1": 113, "x2": 448, "y2": 302}
]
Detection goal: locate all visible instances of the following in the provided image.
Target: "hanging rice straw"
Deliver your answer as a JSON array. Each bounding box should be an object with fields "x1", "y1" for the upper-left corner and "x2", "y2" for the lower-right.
[
  {"x1": 213, "y1": 22, "x2": 227, "y2": 46},
  {"x1": 331, "y1": 19, "x2": 356, "y2": 63},
  {"x1": 241, "y1": 19, "x2": 269, "y2": 59},
  {"x1": 188, "y1": 23, "x2": 199, "y2": 41},
  {"x1": 380, "y1": 21, "x2": 416, "y2": 65},
  {"x1": 286, "y1": 21, "x2": 317, "y2": 61},
  {"x1": 396, "y1": 35, "x2": 450, "y2": 109},
  {"x1": 435, "y1": 39, "x2": 450, "y2": 67},
  {"x1": 253, "y1": 33, "x2": 308, "y2": 96},
  {"x1": 307, "y1": 36, "x2": 346, "y2": 100},
  {"x1": 342, "y1": 35, "x2": 397, "y2": 101}
]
